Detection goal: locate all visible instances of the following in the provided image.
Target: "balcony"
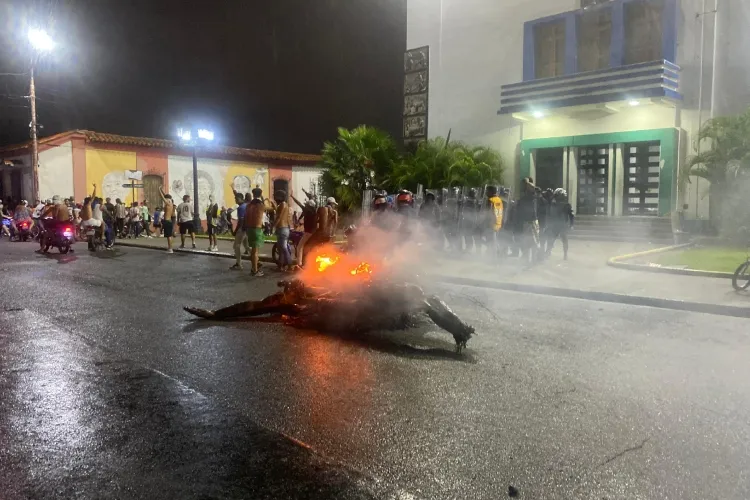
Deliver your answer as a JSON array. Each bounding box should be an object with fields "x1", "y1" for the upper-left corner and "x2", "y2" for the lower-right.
[{"x1": 498, "y1": 60, "x2": 681, "y2": 118}]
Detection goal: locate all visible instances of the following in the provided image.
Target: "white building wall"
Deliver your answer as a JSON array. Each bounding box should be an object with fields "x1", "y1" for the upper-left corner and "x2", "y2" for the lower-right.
[
  {"x1": 38, "y1": 141, "x2": 75, "y2": 202},
  {"x1": 407, "y1": 0, "x2": 579, "y2": 187},
  {"x1": 407, "y1": 0, "x2": 743, "y2": 218},
  {"x1": 291, "y1": 166, "x2": 324, "y2": 204}
]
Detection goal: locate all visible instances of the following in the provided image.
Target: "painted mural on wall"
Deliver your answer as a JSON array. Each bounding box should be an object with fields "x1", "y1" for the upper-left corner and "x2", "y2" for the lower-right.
[
  {"x1": 167, "y1": 155, "x2": 270, "y2": 220},
  {"x1": 85, "y1": 148, "x2": 138, "y2": 205}
]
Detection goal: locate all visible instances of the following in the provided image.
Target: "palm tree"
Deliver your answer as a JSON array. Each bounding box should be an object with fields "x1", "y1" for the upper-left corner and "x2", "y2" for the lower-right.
[
  {"x1": 319, "y1": 126, "x2": 399, "y2": 212},
  {"x1": 389, "y1": 138, "x2": 505, "y2": 190},
  {"x1": 687, "y1": 109, "x2": 750, "y2": 232}
]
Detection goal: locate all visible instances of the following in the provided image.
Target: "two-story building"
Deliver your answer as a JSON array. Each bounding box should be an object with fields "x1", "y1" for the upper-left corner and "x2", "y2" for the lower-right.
[{"x1": 407, "y1": 0, "x2": 744, "y2": 225}]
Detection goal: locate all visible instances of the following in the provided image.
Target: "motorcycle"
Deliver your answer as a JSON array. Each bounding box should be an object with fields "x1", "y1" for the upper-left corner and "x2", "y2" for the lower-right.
[
  {"x1": 272, "y1": 229, "x2": 304, "y2": 268},
  {"x1": 86, "y1": 225, "x2": 106, "y2": 251},
  {"x1": 1, "y1": 218, "x2": 11, "y2": 239},
  {"x1": 39, "y1": 220, "x2": 76, "y2": 254},
  {"x1": 10, "y1": 220, "x2": 33, "y2": 242}
]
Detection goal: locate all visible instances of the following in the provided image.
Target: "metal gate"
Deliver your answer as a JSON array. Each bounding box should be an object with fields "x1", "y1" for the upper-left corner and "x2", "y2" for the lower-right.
[
  {"x1": 623, "y1": 141, "x2": 660, "y2": 216},
  {"x1": 577, "y1": 146, "x2": 609, "y2": 215}
]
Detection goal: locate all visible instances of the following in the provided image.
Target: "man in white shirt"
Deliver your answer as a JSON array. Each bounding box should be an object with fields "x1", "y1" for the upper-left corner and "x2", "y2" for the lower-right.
[{"x1": 177, "y1": 195, "x2": 196, "y2": 249}]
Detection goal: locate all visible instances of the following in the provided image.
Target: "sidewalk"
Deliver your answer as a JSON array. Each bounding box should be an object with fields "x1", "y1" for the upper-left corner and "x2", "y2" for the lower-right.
[
  {"x1": 115, "y1": 235, "x2": 277, "y2": 263},
  {"x1": 116, "y1": 237, "x2": 750, "y2": 312},
  {"x1": 430, "y1": 240, "x2": 750, "y2": 310}
]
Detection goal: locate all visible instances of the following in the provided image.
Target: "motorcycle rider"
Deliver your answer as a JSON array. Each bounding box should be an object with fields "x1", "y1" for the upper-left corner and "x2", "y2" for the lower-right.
[
  {"x1": 395, "y1": 190, "x2": 415, "y2": 237},
  {"x1": 545, "y1": 188, "x2": 574, "y2": 260},
  {"x1": 459, "y1": 188, "x2": 480, "y2": 253},
  {"x1": 10, "y1": 200, "x2": 34, "y2": 237},
  {"x1": 538, "y1": 188, "x2": 553, "y2": 255},
  {"x1": 1, "y1": 200, "x2": 11, "y2": 237}
]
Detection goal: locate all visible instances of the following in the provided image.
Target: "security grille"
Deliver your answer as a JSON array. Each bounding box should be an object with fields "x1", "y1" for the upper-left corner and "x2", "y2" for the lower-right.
[
  {"x1": 577, "y1": 146, "x2": 609, "y2": 215},
  {"x1": 623, "y1": 141, "x2": 660, "y2": 216}
]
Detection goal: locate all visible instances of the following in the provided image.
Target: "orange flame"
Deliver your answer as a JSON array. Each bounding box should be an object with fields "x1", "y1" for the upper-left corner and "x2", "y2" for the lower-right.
[
  {"x1": 315, "y1": 254, "x2": 340, "y2": 272},
  {"x1": 350, "y1": 262, "x2": 373, "y2": 276}
]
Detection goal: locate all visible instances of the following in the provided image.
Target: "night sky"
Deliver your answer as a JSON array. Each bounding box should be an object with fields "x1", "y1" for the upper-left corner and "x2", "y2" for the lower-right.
[{"x1": 0, "y1": 0, "x2": 406, "y2": 153}]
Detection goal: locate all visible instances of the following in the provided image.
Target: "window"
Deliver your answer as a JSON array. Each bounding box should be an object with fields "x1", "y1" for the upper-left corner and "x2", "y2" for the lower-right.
[
  {"x1": 534, "y1": 20, "x2": 566, "y2": 79},
  {"x1": 577, "y1": 10, "x2": 612, "y2": 72},
  {"x1": 624, "y1": 0, "x2": 663, "y2": 64}
]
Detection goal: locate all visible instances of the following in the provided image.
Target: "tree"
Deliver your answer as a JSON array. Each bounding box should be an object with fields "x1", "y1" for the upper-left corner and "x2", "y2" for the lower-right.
[
  {"x1": 387, "y1": 138, "x2": 505, "y2": 190},
  {"x1": 319, "y1": 126, "x2": 399, "y2": 212},
  {"x1": 687, "y1": 109, "x2": 750, "y2": 235}
]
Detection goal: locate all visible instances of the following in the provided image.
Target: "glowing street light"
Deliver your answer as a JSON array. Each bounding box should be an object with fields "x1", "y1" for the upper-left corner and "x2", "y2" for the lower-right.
[
  {"x1": 28, "y1": 28, "x2": 55, "y2": 52},
  {"x1": 27, "y1": 28, "x2": 56, "y2": 202},
  {"x1": 177, "y1": 126, "x2": 214, "y2": 231}
]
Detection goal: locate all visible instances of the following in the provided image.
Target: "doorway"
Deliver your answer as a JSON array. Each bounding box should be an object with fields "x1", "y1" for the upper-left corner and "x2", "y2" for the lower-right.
[
  {"x1": 534, "y1": 148, "x2": 564, "y2": 190},
  {"x1": 577, "y1": 146, "x2": 609, "y2": 215},
  {"x1": 623, "y1": 141, "x2": 660, "y2": 216},
  {"x1": 273, "y1": 178, "x2": 289, "y2": 201},
  {"x1": 143, "y1": 175, "x2": 163, "y2": 208}
]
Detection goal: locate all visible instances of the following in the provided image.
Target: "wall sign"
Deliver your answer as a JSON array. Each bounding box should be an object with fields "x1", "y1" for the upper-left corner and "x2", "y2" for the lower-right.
[{"x1": 403, "y1": 45, "x2": 429, "y2": 146}]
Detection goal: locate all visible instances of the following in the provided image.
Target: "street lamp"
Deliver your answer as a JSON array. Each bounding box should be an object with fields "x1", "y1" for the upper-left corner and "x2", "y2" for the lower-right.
[
  {"x1": 177, "y1": 126, "x2": 214, "y2": 231},
  {"x1": 27, "y1": 28, "x2": 55, "y2": 203}
]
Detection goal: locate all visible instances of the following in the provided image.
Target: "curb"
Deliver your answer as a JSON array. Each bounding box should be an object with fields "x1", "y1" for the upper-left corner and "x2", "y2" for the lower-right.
[
  {"x1": 432, "y1": 275, "x2": 750, "y2": 319},
  {"x1": 114, "y1": 240, "x2": 277, "y2": 264},
  {"x1": 606, "y1": 242, "x2": 734, "y2": 279}
]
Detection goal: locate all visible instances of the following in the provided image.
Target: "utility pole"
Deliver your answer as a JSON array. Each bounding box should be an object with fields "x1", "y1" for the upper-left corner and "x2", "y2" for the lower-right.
[
  {"x1": 192, "y1": 144, "x2": 200, "y2": 231},
  {"x1": 29, "y1": 65, "x2": 39, "y2": 202}
]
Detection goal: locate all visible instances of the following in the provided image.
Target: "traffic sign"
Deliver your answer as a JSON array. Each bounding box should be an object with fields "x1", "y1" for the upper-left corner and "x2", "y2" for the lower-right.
[{"x1": 122, "y1": 183, "x2": 144, "y2": 188}]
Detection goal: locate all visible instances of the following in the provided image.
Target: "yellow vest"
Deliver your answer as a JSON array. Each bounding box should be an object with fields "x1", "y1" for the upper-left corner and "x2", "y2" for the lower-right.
[{"x1": 489, "y1": 196, "x2": 504, "y2": 231}]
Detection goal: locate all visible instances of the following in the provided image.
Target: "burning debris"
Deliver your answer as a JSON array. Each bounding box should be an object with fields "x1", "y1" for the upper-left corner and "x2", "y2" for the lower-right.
[{"x1": 184, "y1": 247, "x2": 475, "y2": 352}]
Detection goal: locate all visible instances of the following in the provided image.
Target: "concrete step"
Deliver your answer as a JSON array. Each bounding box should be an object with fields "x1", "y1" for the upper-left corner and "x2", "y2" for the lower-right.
[{"x1": 567, "y1": 232, "x2": 674, "y2": 244}]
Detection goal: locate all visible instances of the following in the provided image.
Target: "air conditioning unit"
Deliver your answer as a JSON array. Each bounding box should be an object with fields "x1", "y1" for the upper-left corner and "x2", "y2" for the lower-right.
[{"x1": 581, "y1": 0, "x2": 614, "y2": 9}]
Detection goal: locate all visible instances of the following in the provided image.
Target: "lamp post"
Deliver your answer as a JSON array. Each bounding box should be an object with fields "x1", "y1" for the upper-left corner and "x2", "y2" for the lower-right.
[
  {"x1": 27, "y1": 28, "x2": 55, "y2": 203},
  {"x1": 177, "y1": 127, "x2": 214, "y2": 232}
]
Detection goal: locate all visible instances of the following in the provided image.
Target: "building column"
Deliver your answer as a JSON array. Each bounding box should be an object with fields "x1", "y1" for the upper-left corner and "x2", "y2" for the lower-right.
[
  {"x1": 567, "y1": 147, "x2": 578, "y2": 211},
  {"x1": 529, "y1": 150, "x2": 537, "y2": 184},
  {"x1": 1, "y1": 169, "x2": 11, "y2": 198},
  {"x1": 607, "y1": 144, "x2": 615, "y2": 216},
  {"x1": 562, "y1": 147, "x2": 569, "y2": 191},
  {"x1": 613, "y1": 144, "x2": 625, "y2": 216}
]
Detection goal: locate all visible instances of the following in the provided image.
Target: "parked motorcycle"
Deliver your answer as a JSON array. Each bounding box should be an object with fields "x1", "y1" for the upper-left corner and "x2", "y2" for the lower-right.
[{"x1": 39, "y1": 220, "x2": 76, "y2": 254}]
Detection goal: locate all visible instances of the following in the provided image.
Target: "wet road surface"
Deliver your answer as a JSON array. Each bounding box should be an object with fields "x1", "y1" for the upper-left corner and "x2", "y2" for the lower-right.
[{"x1": 1, "y1": 240, "x2": 749, "y2": 499}]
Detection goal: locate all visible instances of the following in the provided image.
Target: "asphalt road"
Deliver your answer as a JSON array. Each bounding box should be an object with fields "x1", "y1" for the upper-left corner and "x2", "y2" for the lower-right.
[{"x1": 0, "y1": 239, "x2": 749, "y2": 499}]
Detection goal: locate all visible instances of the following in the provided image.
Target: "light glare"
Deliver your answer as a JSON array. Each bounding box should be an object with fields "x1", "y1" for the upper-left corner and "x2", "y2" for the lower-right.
[
  {"x1": 28, "y1": 29, "x2": 55, "y2": 52},
  {"x1": 532, "y1": 111, "x2": 545, "y2": 119},
  {"x1": 628, "y1": 100, "x2": 640, "y2": 106},
  {"x1": 197, "y1": 129, "x2": 214, "y2": 141}
]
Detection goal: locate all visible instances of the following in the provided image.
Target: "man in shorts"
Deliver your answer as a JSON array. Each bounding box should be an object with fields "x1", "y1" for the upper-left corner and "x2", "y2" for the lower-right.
[
  {"x1": 158, "y1": 186, "x2": 176, "y2": 253},
  {"x1": 205, "y1": 194, "x2": 219, "y2": 252},
  {"x1": 244, "y1": 187, "x2": 266, "y2": 277},
  {"x1": 177, "y1": 194, "x2": 196, "y2": 249}
]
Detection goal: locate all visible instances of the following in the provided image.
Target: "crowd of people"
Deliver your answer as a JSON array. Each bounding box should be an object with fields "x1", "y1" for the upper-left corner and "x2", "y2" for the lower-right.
[
  {"x1": 371, "y1": 177, "x2": 574, "y2": 263},
  {"x1": 2, "y1": 177, "x2": 572, "y2": 271}
]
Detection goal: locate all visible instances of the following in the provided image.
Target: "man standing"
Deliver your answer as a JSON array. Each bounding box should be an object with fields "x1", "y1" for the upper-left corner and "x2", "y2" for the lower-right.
[
  {"x1": 230, "y1": 193, "x2": 248, "y2": 270},
  {"x1": 140, "y1": 201, "x2": 152, "y2": 238},
  {"x1": 205, "y1": 194, "x2": 219, "y2": 252},
  {"x1": 516, "y1": 177, "x2": 540, "y2": 264},
  {"x1": 244, "y1": 187, "x2": 266, "y2": 277},
  {"x1": 485, "y1": 186, "x2": 505, "y2": 260},
  {"x1": 291, "y1": 195, "x2": 316, "y2": 268},
  {"x1": 272, "y1": 190, "x2": 292, "y2": 271},
  {"x1": 177, "y1": 195, "x2": 196, "y2": 249},
  {"x1": 114, "y1": 198, "x2": 127, "y2": 237},
  {"x1": 105, "y1": 197, "x2": 115, "y2": 214},
  {"x1": 158, "y1": 186, "x2": 176, "y2": 253}
]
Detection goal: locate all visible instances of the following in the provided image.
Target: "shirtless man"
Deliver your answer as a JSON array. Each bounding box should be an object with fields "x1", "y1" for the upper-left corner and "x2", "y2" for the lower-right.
[
  {"x1": 243, "y1": 187, "x2": 266, "y2": 277},
  {"x1": 158, "y1": 185, "x2": 176, "y2": 254}
]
